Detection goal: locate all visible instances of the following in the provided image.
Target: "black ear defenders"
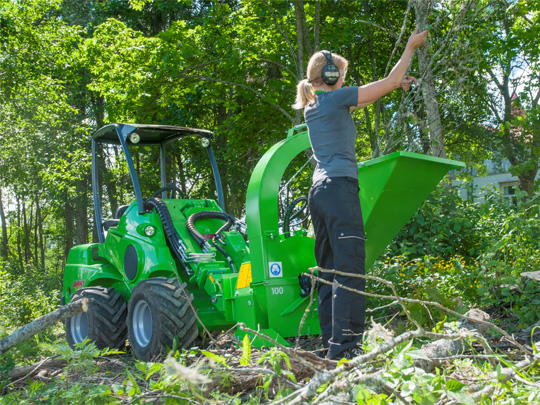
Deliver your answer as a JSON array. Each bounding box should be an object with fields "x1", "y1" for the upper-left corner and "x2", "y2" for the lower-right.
[{"x1": 321, "y1": 50, "x2": 340, "y2": 85}]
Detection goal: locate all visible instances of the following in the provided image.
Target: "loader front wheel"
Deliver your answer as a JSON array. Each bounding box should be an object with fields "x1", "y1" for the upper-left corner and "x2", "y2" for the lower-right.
[
  {"x1": 65, "y1": 287, "x2": 128, "y2": 350},
  {"x1": 127, "y1": 277, "x2": 198, "y2": 361}
]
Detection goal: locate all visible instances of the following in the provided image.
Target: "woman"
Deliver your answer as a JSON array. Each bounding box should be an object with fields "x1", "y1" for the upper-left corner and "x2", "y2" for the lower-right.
[{"x1": 293, "y1": 28, "x2": 428, "y2": 360}]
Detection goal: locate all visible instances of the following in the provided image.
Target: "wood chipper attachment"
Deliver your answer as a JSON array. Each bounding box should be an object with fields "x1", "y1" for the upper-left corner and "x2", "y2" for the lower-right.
[{"x1": 239, "y1": 125, "x2": 465, "y2": 345}]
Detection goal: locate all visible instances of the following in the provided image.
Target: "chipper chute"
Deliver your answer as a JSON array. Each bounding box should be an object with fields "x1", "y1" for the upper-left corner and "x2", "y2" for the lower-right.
[{"x1": 62, "y1": 123, "x2": 465, "y2": 359}]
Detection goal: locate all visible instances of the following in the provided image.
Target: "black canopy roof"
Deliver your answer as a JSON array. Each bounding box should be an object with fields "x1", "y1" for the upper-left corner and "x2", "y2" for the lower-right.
[{"x1": 92, "y1": 123, "x2": 213, "y2": 146}]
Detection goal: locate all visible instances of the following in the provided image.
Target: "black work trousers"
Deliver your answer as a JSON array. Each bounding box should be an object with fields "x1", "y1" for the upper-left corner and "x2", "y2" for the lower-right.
[{"x1": 308, "y1": 176, "x2": 366, "y2": 360}]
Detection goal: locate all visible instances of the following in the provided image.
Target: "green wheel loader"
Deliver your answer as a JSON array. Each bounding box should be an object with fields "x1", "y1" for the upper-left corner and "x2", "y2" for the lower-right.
[{"x1": 63, "y1": 123, "x2": 464, "y2": 360}]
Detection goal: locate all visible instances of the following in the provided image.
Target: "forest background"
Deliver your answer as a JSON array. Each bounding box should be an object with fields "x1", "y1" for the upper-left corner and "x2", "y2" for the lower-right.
[{"x1": 1, "y1": 0, "x2": 540, "y2": 402}]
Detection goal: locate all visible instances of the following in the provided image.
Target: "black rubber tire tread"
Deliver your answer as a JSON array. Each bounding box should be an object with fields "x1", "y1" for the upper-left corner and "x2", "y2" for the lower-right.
[
  {"x1": 127, "y1": 277, "x2": 198, "y2": 361},
  {"x1": 65, "y1": 287, "x2": 128, "y2": 350}
]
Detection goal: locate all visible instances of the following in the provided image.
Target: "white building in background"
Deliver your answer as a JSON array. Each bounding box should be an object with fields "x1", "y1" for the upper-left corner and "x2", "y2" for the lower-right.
[
  {"x1": 452, "y1": 91, "x2": 539, "y2": 203},
  {"x1": 453, "y1": 159, "x2": 527, "y2": 203}
]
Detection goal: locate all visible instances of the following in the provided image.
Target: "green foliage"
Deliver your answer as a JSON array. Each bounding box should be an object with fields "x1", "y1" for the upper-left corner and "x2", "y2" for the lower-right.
[
  {"x1": 2, "y1": 340, "x2": 121, "y2": 404},
  {"x1": 257, "y1": 348, "x2": 296, "y2": 400},
  {"x1": 0, "y1": 265, "x2": 60, "y2": 334},
  {"x1": 387, "y1": 185, "x2": 483, "y2": 260},
  {"x1": 373, "y1": 184, "x2": 540, "y2": 330},
  {"x1": 57, "y1": 340, "x2": 102, "y2": 376},
  {"x1": 388, "y1": 184, "x2": 540, "y2": 264}
]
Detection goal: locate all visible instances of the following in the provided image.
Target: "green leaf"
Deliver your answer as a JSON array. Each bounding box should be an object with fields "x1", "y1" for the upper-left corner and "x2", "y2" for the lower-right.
[
  {"x1": 532, "y1": 327, "x2": 539, "y2": 354},
  {"x1": 200, "y1": 350, "x2": 230, "y2": 368},
  {"x1": 354, "y1": 384, "x2": 373, "y2": 403},
  {"x1": 336, "y1": 357, "x2": 349, "y2": 367},
  {"x1": 145, "y1": 363, "x2": 163, "y2": 380},
  {"x1": 445, "y1": 378, "x2": 465, "y2": 392},
  {"x1": 446, "y1": 391, "x2": 475, "y2": 405},
  {"x1": 240, "y1": 333, "x2": 252, "y2": 366},
  {"x1": 126, "y1": 370, "x2": 141, "y2": 395}
]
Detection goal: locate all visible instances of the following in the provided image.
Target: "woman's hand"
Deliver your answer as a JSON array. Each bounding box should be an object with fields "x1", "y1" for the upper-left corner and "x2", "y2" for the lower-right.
[
  {"x1": 406, "y1": 27, "x2": 428, "y2": 50},
  {"x1": 401, "y1": 76, "x2": 418, "y2": 91}
]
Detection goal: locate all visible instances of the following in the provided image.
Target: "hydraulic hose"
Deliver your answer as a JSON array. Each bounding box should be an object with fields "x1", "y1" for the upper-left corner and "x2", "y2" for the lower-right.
[
  {"x1": 186, "y1": 211, "x2": 234, "y2": 247},
  {"x1": 144, "y1": 197, "x2": 194, "y2": 276},
  {"x1": 186, "y1": 211, "x2": 237, "y2": 272},
  {"x1": 282, "y1": 195, "x2": 309, "y2": 238}
]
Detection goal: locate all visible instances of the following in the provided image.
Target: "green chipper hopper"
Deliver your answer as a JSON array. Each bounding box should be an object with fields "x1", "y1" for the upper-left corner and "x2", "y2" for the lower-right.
[{"x1": 62, "y1": 123, "x2": 465, "y2": 360}]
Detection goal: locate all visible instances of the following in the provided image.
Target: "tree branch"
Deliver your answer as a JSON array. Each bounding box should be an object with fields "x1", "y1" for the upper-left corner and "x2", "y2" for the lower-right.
[
  {"x1": 0, "y1": 298, "x2": 88, "y2": 356},
  {"x1": 309, "y1": 267, "x2": 531, "y2": 354}
]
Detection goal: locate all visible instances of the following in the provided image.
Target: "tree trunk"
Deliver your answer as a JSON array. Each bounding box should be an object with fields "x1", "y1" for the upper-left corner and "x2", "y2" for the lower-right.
[
  {"x1": 36, "y1": 197, "x2": 45, "y2": 267},
  {"x1": 92, "y1": 93, "x2": 119, "y2": 219},
  {"x1": 33, "y1": 198, "x2": 39, "y2": 265},
  {"x1": 16, "y1": 195, "x2": 23, "y2": 268},
  {"x1": 176, "y1": 154, "x2": 187, "y2": 197},
  {"x1": 362, "y1": 0, "x2": 382, "y2": 156},
  {"x1": 293, "y1": 0, "x2": 308, "y2": 126},
  {"x1": 75, "y1": 176, "x2": 89, "y2": 245},
  {"x1": 417, "y1": 104, "x2": 431, "y2": 154},
  {"x1": 0, "y1": 186, "x2": 8, "y2": 258},
  {"x1": 65, "y1": 198, "x2": 74, "y2": 259},
  {"x1": 485, "y1": 12, "x2": 540, "y2": 198},
  {"x1": 216, "y1": 100, "x2": 231, "y2": 213},
  {"x1": 414, "y1": 0, "x2": 447, "y2": 158},
  {"x1": 23, "y1": 200, "x2": 30, "y2": 264},
  {"x1": 294, "y1": 0, "x2": 312, "y2": 60},
  {"x1": 517, "y1": 168, "x2": 538, "y2": 197},
  {"x1": 499, "y1": 73, "x2": 539, "y2": 197},
  {"x1": 292, "y1": 0, "x2": 320, "y2": 126},
  {"x1": 95, "y1": 144, "x2": 119, "y2": 218},
  {"x1": 313, "y1": 1, "x2": 320, "y2": 51}
]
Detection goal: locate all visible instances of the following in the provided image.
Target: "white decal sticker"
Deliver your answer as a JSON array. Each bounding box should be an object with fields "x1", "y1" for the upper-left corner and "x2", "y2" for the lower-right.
[{"x1": 269, "y1": 262, "x2": 283, "y2": 278}]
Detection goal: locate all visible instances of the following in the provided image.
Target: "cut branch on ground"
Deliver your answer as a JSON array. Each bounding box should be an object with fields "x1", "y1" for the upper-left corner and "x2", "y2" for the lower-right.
[{"x1": 0, "y1": 298, "x2": 88, "y2": 356}]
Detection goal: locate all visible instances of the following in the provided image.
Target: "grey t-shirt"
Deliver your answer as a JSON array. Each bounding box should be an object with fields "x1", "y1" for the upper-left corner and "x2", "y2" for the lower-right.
[{"x1": 305, "y1": 86, "x2": 359, "y2": 183}]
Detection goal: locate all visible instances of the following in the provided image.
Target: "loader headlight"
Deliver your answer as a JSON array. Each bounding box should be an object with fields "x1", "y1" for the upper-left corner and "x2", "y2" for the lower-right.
[
  {"x1": 200, "y1": 137, "x2": 210, "y2": 148},
  {"x1": 129, "y1": 133, "x2": 141, "y2": 144},
  {"x1": 144, "y1": 225, "x2": 155, "y2": 237}
]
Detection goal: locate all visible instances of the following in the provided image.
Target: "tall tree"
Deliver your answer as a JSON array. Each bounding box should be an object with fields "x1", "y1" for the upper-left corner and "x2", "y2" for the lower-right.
[
  {"x1": 0, "y1": 186, "x2": 8, "y2": 258},
  {"x1": 414, "y1": 0, "x2": 446, "y2": 158}
]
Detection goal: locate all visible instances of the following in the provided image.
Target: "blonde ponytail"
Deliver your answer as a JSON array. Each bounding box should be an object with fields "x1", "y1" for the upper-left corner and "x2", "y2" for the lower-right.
[{"x1": 292, "y1": 79, "x2": 315, "y2": 110}]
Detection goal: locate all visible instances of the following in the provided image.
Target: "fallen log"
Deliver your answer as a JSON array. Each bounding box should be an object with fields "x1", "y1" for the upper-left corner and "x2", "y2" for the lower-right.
[
  {"x1": 0, "y1": 298, "x2": 88, "y2": 356},
  {"x1": 414, "y1": 308, "x2": 491, "y2": 372},
  {"x1": 8, "y1": 357, "x2": 67, "y2": 380},
  {"x1": 516, "y1": 319, "x2": 540, "y2": 346}
]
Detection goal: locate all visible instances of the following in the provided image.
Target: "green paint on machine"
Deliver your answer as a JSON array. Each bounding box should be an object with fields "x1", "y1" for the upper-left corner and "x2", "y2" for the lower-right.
[{"x1": 62, "y1": 123, "x2": 465, "y2": 360}]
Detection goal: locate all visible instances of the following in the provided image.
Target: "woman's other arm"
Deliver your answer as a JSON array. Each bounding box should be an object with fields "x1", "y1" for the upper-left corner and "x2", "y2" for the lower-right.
[
  {"x1": 351, "y1": 76, "x2": 418, "y2": 110},
  {"x1": 353, "y1": 28, "x2": 428, "y2": 108}
]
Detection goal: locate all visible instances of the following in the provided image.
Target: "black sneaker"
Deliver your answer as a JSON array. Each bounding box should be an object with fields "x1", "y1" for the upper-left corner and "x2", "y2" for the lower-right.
[{"x1": 329, "y1": 347, "x2": 363, "y2": 361}]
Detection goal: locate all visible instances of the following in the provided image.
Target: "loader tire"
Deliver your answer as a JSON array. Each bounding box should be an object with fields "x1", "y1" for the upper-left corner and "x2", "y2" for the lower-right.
[
  {"x1": 127, "y1": 277, "x2": 198, "y2": 361},
  {"x1": 65, "y1": 287, "x2": 128, "y2": 350}
]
